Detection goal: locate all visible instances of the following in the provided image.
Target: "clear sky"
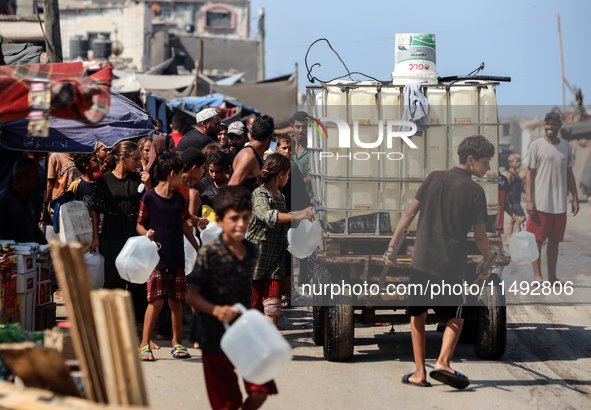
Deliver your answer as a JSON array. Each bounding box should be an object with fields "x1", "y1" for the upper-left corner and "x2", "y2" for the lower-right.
[{"x1": 249, "y1": 0, "x2": 591, "y2": 110}]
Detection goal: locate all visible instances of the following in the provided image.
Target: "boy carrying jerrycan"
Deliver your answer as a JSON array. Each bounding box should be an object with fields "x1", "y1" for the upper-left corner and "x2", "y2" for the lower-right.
[{"x1": 187, "y1": 186, "x2": 280, "y2": 410}]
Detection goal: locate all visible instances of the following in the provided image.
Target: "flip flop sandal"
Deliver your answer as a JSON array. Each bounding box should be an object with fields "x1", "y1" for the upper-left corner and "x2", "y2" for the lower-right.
[
  {"x1": 429, "y1": 370, "x2": 470, "y2": 389},
  {"x1": 139, "y1": 345, "x2": 154, "y2": 362},
  {"x1": 402, "y1": 373, "x2": 432, "y2": 387},
  {"x1": 171, "y1": 344, "x2": 191, "y2": 359}
]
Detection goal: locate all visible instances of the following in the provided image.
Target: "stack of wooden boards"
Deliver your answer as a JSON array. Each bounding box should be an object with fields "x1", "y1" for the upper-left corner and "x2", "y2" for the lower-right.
[{"x1": 48, "y1": 241, "x2": 148, "y2": 406}]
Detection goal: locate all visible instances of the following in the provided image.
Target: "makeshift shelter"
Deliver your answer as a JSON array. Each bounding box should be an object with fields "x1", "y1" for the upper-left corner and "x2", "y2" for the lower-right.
[
  {"x1": 168, "y1": 93, "x2": 259, "y2": 126},
  {"x1": 0, "y1": 91, "x2": 154, "y2": 153},
  {"x1": 210, "y1": 73, "x2": 297, "y2": 128}
]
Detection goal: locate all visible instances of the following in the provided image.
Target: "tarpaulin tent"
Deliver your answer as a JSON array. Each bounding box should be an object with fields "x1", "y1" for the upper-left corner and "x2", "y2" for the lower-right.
[
  {"x1": 0, "y1": 91, "x2": 154, "y2": 153},
  {"x1": 210, "y1": 73, "x2": 296, "y2": 128}
]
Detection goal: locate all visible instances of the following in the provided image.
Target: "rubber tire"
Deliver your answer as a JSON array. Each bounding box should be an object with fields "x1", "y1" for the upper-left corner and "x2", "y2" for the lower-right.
[
  {"x1": 312, "y1": 306, "x2": 325, "y2": 346},
  {"x1": 323, "y1": 305, "x2": 354, "y2": 362},
  {"x1": 474, "y1": 275, "x2": 507, "y2": 360}
]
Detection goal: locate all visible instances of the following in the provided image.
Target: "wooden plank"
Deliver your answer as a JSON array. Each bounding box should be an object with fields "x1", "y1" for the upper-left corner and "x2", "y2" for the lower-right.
[
  {"x1": 49, "y1": 241, "x2": 106, "y2": 403},
  {"x1": 113, "y1": 291, "x2": 148, "y2": 406},
  {"x1": 89, "y1": 291, "x2": 120, "y2": 405},
  {"x1": 66, "y1": 243, "x2": 107, "y2": 403},
  {"x1": 0, "y1": 343, "x2": 80, "y2": 397},
  {"x1": 0, "y1": 380, "x2": 155, "y2": 410},
  {"x1": 90, "y1": 289, "x2": 149, "y2": 407}
]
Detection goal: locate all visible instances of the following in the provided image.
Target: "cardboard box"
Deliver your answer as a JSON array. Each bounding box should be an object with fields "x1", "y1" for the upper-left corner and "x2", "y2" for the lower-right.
[
  {"x1": 16, "y1": 270, "x2": 36, "y2": 293},
  {"x1": 35, "y1": 303, "x2": 56, "y2": 331},
  {"x1": 36, "y1": 279, "x2": 52, "y2": 306},
  {"x1": 16, "y1": 290, "x2": 35, "y2": 331},
  {"x1": 16, "y1": 253, "x2": 36, "y2": 274}
]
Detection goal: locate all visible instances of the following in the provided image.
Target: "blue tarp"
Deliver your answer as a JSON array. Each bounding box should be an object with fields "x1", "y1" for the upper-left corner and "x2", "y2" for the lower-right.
[
  {"x1": 168, "y1": 93, "x2": 259, "y2": 117},
  {"x1": 0, "y1": 92, "x2": 155, "y2": 153}
]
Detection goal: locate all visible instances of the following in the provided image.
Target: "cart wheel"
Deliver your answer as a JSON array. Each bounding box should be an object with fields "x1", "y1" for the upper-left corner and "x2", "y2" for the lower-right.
[
  {"x1": 323, "y1": 305, "x2": 354, "y2": 362},
  {"x1": 474, "y1": 274, "x2": 507, "y2": 360},
  {"x1": 312, "y1": 306, "x2": 325, "y2": 345}
]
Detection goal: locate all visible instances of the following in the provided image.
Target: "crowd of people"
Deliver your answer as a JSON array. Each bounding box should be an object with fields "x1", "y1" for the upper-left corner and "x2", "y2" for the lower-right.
[
  {"x1": 0, "y1": 108, "x2": 580, "y2": 405},
  {"x1": 0, "y1": 108, "x2": 315, "y2": 409}
]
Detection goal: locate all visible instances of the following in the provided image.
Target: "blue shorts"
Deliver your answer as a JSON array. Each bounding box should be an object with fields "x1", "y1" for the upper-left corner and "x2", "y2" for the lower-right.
[{"x1": 509, "y1": 200, "x2": 525, "y2": 217}]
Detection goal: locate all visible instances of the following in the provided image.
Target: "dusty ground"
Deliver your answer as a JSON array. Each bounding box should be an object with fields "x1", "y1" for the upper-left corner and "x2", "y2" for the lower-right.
[{"x1": 56, "y1": 204, "x2": 591, "y2": 409}]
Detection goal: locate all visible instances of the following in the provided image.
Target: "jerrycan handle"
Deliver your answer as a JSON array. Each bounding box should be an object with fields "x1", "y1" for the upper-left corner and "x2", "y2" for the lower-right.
[
  {"x1": 223, "y1": 303, "x2": 247, "y2": 330},
  {"x1": 145, "y1": 230, "x2": 162, "y2": 250}
]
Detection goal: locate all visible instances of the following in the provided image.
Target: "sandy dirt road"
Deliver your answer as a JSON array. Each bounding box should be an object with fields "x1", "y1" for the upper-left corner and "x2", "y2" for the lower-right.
[{"x1": 139, "y1": 205, "x2": 591, "y2": 409}]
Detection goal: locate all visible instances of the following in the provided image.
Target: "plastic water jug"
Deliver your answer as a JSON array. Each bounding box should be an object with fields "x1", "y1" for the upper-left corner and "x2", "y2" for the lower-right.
[
  {"x1": 221, "y1": 304, "x2": 292, "y2": 384},
  {"x1": 58, "y1": 201, "x2": 93, "y2": 246},
  {"x1": 199, "y1": 222, "x2": 223, "y2": 245},
  {"x1": 85, "y1": 250, "x2": 104, "y2": 289},
  {"x1": 115, "y1": 235, "x2": 160, "y2": 283},
  {"x1": 183, "y1": 235, "x2": 200, "y2": 276},
  {"x1": 287, "y1": 218, "x2": 323, "y2": 259},
  {"x1": 508, "y1": 230, "x2": 539, "y2": 265}
]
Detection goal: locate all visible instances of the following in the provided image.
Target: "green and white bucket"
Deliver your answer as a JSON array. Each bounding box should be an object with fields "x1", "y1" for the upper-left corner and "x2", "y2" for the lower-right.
[{"x1": 392, "y1": 33, "x2": 438, "y2": 84}]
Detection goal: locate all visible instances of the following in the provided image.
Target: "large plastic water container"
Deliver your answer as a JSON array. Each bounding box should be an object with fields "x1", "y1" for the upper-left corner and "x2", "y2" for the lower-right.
[
  {"x1": 288, "y1": 218, "x2": 323, "y2": 259},
  {"x1": 115, "y1": 235, "x2": 160, "y2": 283},
  {"x1": 85, "y1": 250, "x2": 104, "y2": 289},
  {"x1": 183, "y1": 235, "x2": 199, "y2": 275},
  {"x1": 199, "y1": 222, "x2": 223, "y2": 245},
  {"x1": 508, "y1": 230, "x2": 539, "y2": 265},
  {"x1": 221, "y1": 304, "x2": 292, "y2": 384},
  {"x1": 58, "y1": 201, "x2": 93, "y2": 246}
]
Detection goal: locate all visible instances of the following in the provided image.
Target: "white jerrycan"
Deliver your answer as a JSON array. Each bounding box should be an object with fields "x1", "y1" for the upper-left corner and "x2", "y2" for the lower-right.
[
  {"x1": 183, "y1": 235, "x2": 201, "y2": 276},
  {"x1": 220, "y1": 304, "x2": 292, "y2": 384},
  {"x1": 287, "y1": 218, "x2": 323, "y2": 259},
  {"x1": 58, "y1": 201, "x2": 93, "y2": 246},
  {"x1": 199, "y1": 222, "x2": 223, "y2": 246},
  {"x1": 508, "y1": 230, "x2": 539, "y2": 265},
  {"x1": 115, "y1": 234, "x2": 160, "y2": 283}
]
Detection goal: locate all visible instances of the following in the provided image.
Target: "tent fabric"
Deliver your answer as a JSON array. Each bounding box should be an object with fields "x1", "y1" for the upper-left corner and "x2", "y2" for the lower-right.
[
  {"x1": 112, "y1": 71, "x2": 195, "y2": 101},
  {"x1": 1, "y1": 42, "x2": 43, "y2": 65},
  {"x1": 0, "y1": 61, "x2": 113, "y2": 124},
  {"x1": 0, "y1": 91, "x2": 154, "y2": 153},
  {"x1": 168, "y1": 93, "x2": 259, "y2": 118},
  {"x1": 211, "y1": 74, "x2": 296, "y2": 128}
]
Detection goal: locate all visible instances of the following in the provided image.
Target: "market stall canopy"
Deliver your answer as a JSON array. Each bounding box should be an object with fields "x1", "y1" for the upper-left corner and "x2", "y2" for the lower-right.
[
  {"x1": 0, "y1": 91, "x2": 154, "y2": 153},
  {"x1": 0, "y1": 61, "x2": 113, "y2": 124}
]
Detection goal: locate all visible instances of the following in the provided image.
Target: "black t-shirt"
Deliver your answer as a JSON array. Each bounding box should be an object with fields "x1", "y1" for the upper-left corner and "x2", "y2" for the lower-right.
[
  {"x1": 196, "y1": 176, "x2": 220, "y2": 208},
  {"x1": 75, "y1": 179, "x2": 95, "y2": 210},
  {"x1": 137, "y1": 189, "x2": 190, "y2": 270},
  {"x1": 410, "y1": 167, "x2": 488, "y2": 281},
  {"x1": 280, "y1": 163, "x2": 311, "y2": 212},
  {"x1": 0, "y1": 186, "x2": 37, "y2": 242},
  {"x1": 176, "y1": 128, "x2": 213, "y2": 152}
]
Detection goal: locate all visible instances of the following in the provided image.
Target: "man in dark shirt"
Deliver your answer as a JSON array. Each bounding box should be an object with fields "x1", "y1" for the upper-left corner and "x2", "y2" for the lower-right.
[
  {"x1": 0, "y1": 157, "x2": 44, "y2": 243},
  {"x1": 384, "y1": 135, "x2": 495, "y2": 390},
  {"x1": 176, "y1": 108, "x2": 221, "y2": 152}
]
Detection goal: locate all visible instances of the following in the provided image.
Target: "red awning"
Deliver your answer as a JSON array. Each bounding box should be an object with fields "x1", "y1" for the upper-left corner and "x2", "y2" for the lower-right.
[{"x1": 0, "y1": 61, "x2": 113, "y2": 125}]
